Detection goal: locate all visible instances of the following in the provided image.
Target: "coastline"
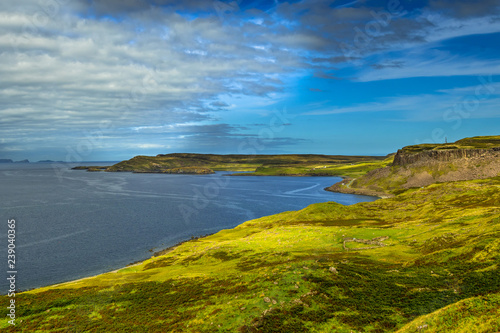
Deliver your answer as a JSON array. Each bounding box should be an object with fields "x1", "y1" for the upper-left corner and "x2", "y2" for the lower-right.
[
  {"x1": 27, "y1": 233, "x2": 217, "y2": 293},
  {"x1": 10, "y1": 137, "x2": 500, "y2": 332},
  {"x1": 25, "y1": 184, "x2": 378, "y2": 294},
  {"x1": 20, "y1": 176, "x2": 500, "y2": 331},
  {"x1": 15, "y1": 169, "x2": 370, "y2": 294},
  {"x1": 325, "y1": 177, "x2": 393, "y2": 199}
]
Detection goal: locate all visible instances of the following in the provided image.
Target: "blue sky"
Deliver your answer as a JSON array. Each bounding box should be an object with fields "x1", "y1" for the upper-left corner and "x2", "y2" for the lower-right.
[{"x1": 0, "y1": 0, "x2": 499, "y2": 161}]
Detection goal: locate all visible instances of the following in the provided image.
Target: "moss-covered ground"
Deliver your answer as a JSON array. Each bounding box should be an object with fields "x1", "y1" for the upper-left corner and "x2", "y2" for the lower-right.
[{"x1": 2, "y1": 176, "x2": 499, "y2": 332}]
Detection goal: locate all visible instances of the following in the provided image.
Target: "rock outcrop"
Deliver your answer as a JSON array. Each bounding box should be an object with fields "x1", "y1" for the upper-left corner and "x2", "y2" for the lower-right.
[
  {"x1": 393, "y1": 147, "x2": 500, "y2": 166},
  {"x1": 327, "y1": 135, "x2": 500, "y2": 197}
]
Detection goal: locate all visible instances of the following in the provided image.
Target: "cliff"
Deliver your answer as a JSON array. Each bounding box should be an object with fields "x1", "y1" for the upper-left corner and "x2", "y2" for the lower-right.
[
  {"x1": 393, "y1": 147, "x2": 500, "y2": 166},
  {"x1": 328, "y1": 135, "x2": 500, "y2": 197}
]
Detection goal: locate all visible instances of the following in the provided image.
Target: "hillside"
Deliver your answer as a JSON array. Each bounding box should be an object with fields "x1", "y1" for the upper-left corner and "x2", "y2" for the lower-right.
[
  {"x1": 2, "y1": 176, "x2": 499, "y2": 332},
  {"x1": 328, "y1": 135, "x2": 500, "y2": 197},
  {"x1": 2, "y1": 135, "x2": 499, "y2": 332}
]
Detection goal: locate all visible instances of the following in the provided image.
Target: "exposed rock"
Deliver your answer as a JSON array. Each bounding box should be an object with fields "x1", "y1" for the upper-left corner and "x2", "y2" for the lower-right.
[
  {"x1": 343, "y1": 236, "x2": 389, "y2": 251},
  {"x1": 328, "y1": 145, "x2": 500, "y2": 197},
  {"x1": 393, "y1": 147, "x2": 500, "y2": 166}
]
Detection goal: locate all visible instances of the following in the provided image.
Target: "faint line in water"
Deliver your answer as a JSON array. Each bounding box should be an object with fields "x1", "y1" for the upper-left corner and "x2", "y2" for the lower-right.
[
  {"x1": 17, "y1": 229, "x2": 90, "y2": 249},
  {"x1": 284, "y1": 183, "x2": 320, "y2": 195}
]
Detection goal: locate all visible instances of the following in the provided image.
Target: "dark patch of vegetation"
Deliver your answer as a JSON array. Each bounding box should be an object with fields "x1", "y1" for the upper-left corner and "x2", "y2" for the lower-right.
[
  {"x1": 210, "y1": 251, "x2": 243, "y2": 261},
  {"x1": 71, "y1": 166, "x2": 109, "y2": 171}
]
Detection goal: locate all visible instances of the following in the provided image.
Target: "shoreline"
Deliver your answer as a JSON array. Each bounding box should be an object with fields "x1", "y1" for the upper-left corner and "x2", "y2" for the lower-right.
[
  {"x1": 25, "y1": 233, "x2": 217, "y2": 293},
  {"x1": 23, "y1": 183, "x2": 379, "y2": 294},
  {"x1": 73, "y1": 166, "x2": 353, "y2": 178},
  {"x1": 324, "y1": 177, "x2": 392, "y2": 199}
]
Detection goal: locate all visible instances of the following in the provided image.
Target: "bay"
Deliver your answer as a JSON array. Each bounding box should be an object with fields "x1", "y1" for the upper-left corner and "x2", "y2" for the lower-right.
[{"x1": 0, "y1": 163, "x2": 377, "y2": 292}]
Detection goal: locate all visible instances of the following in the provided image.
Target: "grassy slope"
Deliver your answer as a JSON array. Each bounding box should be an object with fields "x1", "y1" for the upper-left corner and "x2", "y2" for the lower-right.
[
  {"x1": 230, "y1": 156, "x2": 393, "y2": 178},
  {"x1": 2, "y1": 176, "x2": 499, "y2": 332},
  {"x1": 396, "y1": 292, "x2": 500, "y2": 333},
  {"x1": 106, "y1": 153, "x2": 389, "y2": 177}
]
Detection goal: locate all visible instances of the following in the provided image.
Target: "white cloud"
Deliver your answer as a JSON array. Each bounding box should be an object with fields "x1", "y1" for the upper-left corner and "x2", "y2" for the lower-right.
[
  {"x1": 0, "y1": 5, "x2": 303, "y2": 154},
  {"x1": 130, "y1": 143, "x2": 167, "y2": 149},
  {"x1": 358, "y1": 55, "x2": 500, "y2": 82},
  {"x1": 1, "y1": 0, "x2": 499, "y2": 159}
]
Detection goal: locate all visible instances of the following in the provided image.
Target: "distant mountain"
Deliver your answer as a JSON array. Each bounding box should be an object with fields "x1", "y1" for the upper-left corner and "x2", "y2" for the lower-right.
[
  {"x1": 0, "y1": 159, "x2": 13, "y2": 163},
  {"x1": 14, "y1": 159, "x2": 29, "y2": 163}
]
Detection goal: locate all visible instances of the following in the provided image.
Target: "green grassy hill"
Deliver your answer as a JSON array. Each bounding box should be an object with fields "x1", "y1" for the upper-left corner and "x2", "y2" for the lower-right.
[{"x1": 396, "y1": 292, "x2": 500, "y2": 333}]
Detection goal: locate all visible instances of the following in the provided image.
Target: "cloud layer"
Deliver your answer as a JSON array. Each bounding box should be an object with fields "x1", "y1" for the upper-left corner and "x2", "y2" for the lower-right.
[{"x1": 1, "y1": 0, "x2": 499, "y2": 159}]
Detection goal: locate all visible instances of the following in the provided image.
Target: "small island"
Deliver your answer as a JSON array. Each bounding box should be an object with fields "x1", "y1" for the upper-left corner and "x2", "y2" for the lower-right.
[{"x1": 71, "y1": 166, "x2": 109, "y2": 172}]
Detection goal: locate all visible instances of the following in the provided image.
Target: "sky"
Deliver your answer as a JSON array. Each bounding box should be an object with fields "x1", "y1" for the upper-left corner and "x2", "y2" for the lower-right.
[{"x1": 0, "y1": 0, "x2": 499, "y2": 161}]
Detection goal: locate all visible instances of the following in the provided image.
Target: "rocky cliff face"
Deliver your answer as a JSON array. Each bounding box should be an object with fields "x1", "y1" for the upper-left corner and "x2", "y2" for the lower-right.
[
  {"x1": 393, "y1": 147, "x2": 500, "y2": 166},
  {"x1": 328, "y1": 146, "x2": 500, "y2": 197}
]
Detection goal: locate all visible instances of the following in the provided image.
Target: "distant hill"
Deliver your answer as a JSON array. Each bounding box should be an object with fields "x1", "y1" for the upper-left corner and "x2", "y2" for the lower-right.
[
  {"x1": 328, "y1": 135, "x2": 500, "y2": 197},
  {"x1": 106, "y1": 153, "x2": 389, "y2": 177},
  {"x1": 0, "y1": 159, "x2": 30, "y2": 163}
]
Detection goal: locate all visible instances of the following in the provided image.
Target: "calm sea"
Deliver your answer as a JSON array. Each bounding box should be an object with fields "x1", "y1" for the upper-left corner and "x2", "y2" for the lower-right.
[{"x1": 0, "y1": 163, "x2": 377, "y2": 292}]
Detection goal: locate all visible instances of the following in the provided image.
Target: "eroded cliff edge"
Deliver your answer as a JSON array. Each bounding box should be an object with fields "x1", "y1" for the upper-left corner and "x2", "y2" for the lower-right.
[{"x1": 327, "y1": 135, "x2": 500, "y2": 197}]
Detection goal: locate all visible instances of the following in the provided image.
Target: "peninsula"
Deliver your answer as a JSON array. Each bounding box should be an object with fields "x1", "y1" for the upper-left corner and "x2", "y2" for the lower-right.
[{"x1": 75, "y1": 153, "x2": 391, "y2": 177}]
